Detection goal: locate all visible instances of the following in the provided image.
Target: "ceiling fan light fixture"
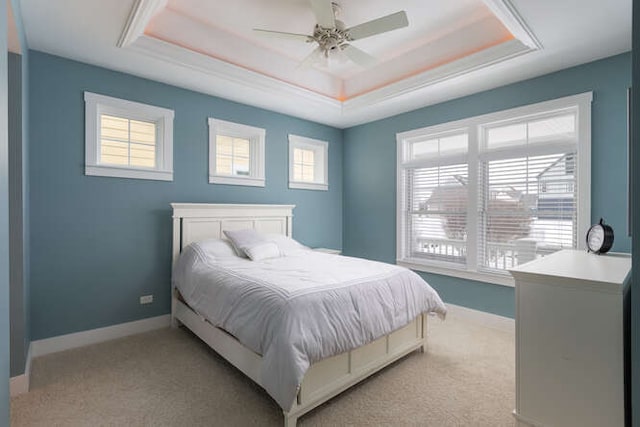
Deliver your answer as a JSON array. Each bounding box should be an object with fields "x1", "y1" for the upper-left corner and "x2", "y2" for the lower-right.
[
  {"x1": 312, "y1": 25, "x2": 348, "y2": 53},
  {"x1": 253, "y1": 0, "x2": 409, "y2": 69}
]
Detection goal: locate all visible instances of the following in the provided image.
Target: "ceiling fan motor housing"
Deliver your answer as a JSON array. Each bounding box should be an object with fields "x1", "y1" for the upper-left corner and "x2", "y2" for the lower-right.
[
  {"x1": 253, "y1": 0, "x2": 408, "y2": 67},
  {"x1": 313, "y1": 22, "x2": 349, "y2": 54}
]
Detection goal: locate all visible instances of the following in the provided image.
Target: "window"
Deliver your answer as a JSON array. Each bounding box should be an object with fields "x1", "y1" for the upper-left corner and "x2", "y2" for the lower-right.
[
  {"x1": 84, "y1": 92, "x2": 174, "y2": 181},
  {"x1": 397, "y1": 93, "x2": 592, "y2": 286},
  {"x1": 209, "y1": 118, "x2": 265, "y2": 187},
  {"x1": 288, "y1": 134, "x2": 328, "y2": 191}
]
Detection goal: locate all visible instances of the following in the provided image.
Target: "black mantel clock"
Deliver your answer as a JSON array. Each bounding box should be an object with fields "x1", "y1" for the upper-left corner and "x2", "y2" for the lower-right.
[{"x1": 586, "y1": 218, "x2": 614, "y2": 254}]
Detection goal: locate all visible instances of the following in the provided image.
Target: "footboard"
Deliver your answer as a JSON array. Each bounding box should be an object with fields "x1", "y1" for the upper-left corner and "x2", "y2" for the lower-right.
[
  {"x1": 173, "y1": 292, "x2": 427, "y2": 427},
  {"x1": 284, "y1": 314, "x2": 427, "y2": 426}
]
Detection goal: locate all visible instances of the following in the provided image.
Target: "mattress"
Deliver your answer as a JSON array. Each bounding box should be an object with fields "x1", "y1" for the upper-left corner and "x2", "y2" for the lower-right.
[{"x1": 172, "y1": 239, "x2": 447, "y2": 410}]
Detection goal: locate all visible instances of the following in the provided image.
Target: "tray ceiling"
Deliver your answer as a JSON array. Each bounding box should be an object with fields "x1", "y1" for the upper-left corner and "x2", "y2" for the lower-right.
[
  {"x1": 20, "y1": 0, "x2": 631, "y2": 127},
  {"x1": 145, "y1": 0, "x2": 516, "y2": 100}
]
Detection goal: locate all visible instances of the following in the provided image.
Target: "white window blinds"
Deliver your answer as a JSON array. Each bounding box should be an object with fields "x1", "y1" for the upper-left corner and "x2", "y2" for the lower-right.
[
  {"x1": 84, "y1": 92, "x2": 175, "y2": 182},
  {"x1": 293, "y1": 148, "x2": 315, "y2": 182},
  {"x1": 407, "y1": 164, "x2": 468, "y2": 265},
  {"x1": 288, "y1": 134, "x2": 329, "y2": 191},
  {"x1": 100, "y1": 114, "x2": 157, "y2": 168},
  {"x1": 208, "y1": 118, "x2": 266, "y2": 187},
  {"x1": 401, "y1": 132, "x2": 469, "y2": 266},
  {"x1": 216, "y1": 135, "x2": 251, "y2": 177},
  {"x1": 397, "y1": 93, "x2": 591, "y2": 285},
  {"x1": 478, "y1": 113, "x2": 579, "y2": 271}
]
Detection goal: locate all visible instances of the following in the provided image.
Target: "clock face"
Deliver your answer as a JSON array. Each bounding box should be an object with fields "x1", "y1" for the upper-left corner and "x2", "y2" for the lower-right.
[{"x1": 587, "y1": 225, "x2": 605, "y2": 251}]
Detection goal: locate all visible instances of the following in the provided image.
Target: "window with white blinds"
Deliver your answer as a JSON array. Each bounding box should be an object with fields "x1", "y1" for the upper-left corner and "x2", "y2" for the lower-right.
[
  {"x1": 100, "y1": 115, "x2": 156, "y2": 168},
  {"x1": 397, "y1": 93, "x2": 592, "y2": 286},
  {"x1": 215, "y1": 135, "x2": 251, "y2": 177},
  {"x1": 288, "y1": 134, "x2": 329, "y2": 191},
  {"x1": 208, "y1": 118, "x2": 266, "y2": 187},
  {"x1": 401, "y1": 131, "x2": 469, "y2": 266},
  {"x1": 84, "y1": 92, "x2": 174, "y2": 181}
]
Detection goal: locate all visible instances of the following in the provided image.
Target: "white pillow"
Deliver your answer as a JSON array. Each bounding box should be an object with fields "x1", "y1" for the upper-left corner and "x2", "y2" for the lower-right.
[
  {"x1": 195, "y1": 239, "x2": 237, "y2": 258},
  {"x1": 264, "y1": 233, "x2": 309, "y2": 255},
  {"x1": 223, "y1": 228, "x2": 265, "y2": 258},
  {"x1": 244, "y1": 242, "x2": 282, "y2": 261}
]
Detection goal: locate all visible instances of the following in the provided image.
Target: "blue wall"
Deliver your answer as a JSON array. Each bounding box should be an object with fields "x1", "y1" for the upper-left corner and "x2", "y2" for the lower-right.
[
  {"x1": 343, "y1": 53, "x2": 631, "y2": 318},
  {"x1": 28, "y1": 51, "x2": 343, "y2": 340}
]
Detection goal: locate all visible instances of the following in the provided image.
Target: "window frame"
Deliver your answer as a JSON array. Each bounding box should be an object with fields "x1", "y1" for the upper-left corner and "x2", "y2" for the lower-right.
[
  {"x1": 396, "y1": 92, "x2": 592, "y2": 287},
  {"x1": 208, "y1": 118, "x2": 266, "y2": 187},
  {"x1": 84, "y1": 92, "x2": 174, "y2": 181},
  {"x1": 288, "y1": 134, "x2": 329, "y2": 191}
]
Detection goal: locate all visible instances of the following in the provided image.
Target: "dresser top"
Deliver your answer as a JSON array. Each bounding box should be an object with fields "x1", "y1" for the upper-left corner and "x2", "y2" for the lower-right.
[{"x1": 509, "y1": 249, "x2": 631, "y2": 288}]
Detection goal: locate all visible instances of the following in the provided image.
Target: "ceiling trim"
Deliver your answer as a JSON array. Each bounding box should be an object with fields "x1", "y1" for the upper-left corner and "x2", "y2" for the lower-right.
[
  {"x1": 128, "y1": 35, "x2": 343, "y2": 123},
  {"x1": 482, "y1": 0, "x2": 542, "y2": 49},
  {"x1": 128, "y1": 33, "x2": 534, "y2": 126},
  {"x1": 130, "y1": 35, "x2": 341, "y2": 109},
  {"x1": 343, "y1": 39, "x2": 530, "y2": 111},
  {"x1": 116, "y1": 0, "x2": 542, "y2": 127},
  {"x1": 117, "y1": 0, "x2": 168, "y2": 48}
]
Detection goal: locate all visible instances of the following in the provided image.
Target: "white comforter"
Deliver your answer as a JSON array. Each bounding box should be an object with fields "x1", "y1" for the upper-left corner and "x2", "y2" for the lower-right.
[{"x1": 172, "y1": 241, "x2": 447, "y2": 410}]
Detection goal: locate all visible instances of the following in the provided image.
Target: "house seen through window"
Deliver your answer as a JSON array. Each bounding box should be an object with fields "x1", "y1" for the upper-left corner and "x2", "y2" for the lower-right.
[{"x1": 396, "y1": 93, "x2": 592, "y2": 285}]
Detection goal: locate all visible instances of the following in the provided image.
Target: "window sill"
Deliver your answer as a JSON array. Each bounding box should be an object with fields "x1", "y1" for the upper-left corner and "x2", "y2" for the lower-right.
[
  {"x1": 397, "y1": 259, "x2": 515, "y2": 287},
  {"x1": 85, "y1": 164, "x2": 173, "y2": 181},
  {"x1": 289, "y1": 181, "x2": 328, "y2": 191},
  {"x1": 209, "y1": 175, "x2": 265, "y2": 187}
]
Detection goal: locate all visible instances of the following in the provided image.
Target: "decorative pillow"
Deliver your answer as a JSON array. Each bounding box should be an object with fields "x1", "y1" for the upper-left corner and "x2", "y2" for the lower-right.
[
  {"x1": 223, "y1": 228, "x2": 265, "y2": 258},
  {"x1": 244, "y1": 242, "x2": 282, "y2": 261},
  {"x1": 196, "y1": 239, "x2": 237, "y2": 258}
]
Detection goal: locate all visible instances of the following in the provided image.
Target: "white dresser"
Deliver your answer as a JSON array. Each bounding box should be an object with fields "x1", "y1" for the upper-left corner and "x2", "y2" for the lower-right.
[{"x1": 509, "y1": 249, "x2": 630, "y2": 427}]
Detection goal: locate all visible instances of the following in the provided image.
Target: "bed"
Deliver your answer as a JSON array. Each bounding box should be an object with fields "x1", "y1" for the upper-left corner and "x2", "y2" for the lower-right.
[{"x1": 171, "y1": 203, "x2": 446, "y2": 426}]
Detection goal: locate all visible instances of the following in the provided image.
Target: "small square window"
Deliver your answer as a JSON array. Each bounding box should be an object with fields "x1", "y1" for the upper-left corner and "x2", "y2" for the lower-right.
[
  {"x1": 288, "y1": 134, "x2": 328, "y2": 191},
  {"x1": 84, "y1": 92, "x2": 174, "y2": 181},
  {"x1": 209, "y1": 118, "x2": 265, "y2": 187}
]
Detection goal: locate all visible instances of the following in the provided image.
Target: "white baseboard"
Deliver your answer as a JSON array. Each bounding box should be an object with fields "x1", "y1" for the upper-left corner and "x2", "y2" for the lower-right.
[
  {"x1": 10, "y1": 374, "x2": 29, "y2": 397},
  {"x1": 513, "y1": 409, "x2": 545, "y2": 426},
  {"x1": 31, "y1": 315, "x2": 171, "y2": 358},
  {"x1": 10, "y1": 343, "x2": 32, "y2": 397},
  {"x1": 445, "y1": 303, "x2": 514, "y2": 333}
]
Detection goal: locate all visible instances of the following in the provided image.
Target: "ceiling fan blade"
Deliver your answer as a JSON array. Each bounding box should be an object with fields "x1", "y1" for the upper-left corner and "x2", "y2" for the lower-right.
[
  {"x1": 341, "y1": 44, "x2": 377, "y2": 68},
  {"x1": 297, "y1": 46, "x2": 325, "y2": 69},
  {"x1": 347, "y1": 11, "x2": 408, "y2": 41},
  {"x1": 253, "y1": 29, "x2": 313, "y2": 42},
  {"x1": 309, "y1": 0, "x2": 336, "y2": 28}
]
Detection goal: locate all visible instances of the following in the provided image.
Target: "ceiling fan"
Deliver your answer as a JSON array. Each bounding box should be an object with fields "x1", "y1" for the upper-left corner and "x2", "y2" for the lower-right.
[{"x1": 253, "y1": 0, "x2": 409, "y2": 68}]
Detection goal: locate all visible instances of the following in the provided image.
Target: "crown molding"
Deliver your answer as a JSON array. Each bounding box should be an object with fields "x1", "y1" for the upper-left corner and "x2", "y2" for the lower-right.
[
  {"x1": 482, "y1": 0, "x2": 542, "y2": 50},
  {"x1": 116, "y1": 0, "x2": 540, "y2": 127},
  {"x1": 130, "y1": 36, "x2": 340, "y2": 109},
  {"x1": 125, "y1": 34, "x2": 534, "y2": 127},
  {"x1": 343, "y1": 39, "x2": 530, "y2": 112},
  {"x1": 128, "y1": 35, "x2": 344, "y2": 124},
  {"x1": 117, "y1": 0, "x2": 168, "y2": 48}
]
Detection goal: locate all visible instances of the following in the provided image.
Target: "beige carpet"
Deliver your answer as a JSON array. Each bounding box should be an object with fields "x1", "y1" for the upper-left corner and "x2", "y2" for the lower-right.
[{"x1": 11, "y1": 314, "x2": 515, "y2": 426}]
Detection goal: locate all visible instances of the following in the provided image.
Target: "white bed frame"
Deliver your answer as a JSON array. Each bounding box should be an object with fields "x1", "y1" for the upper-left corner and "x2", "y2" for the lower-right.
[{"x1": 171, "y1": 203, "x2": 427, "y2": 427}]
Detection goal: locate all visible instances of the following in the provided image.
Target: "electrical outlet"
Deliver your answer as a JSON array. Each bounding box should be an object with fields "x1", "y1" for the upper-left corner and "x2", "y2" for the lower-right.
[{"x1": 140, "y1": 295, "x2": 153, "y2": 305}]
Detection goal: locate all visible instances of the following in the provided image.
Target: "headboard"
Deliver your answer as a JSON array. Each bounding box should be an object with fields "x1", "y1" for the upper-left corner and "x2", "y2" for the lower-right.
[{"x1": 171, "y1": 203, "x2": 295, "y2": 265}]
